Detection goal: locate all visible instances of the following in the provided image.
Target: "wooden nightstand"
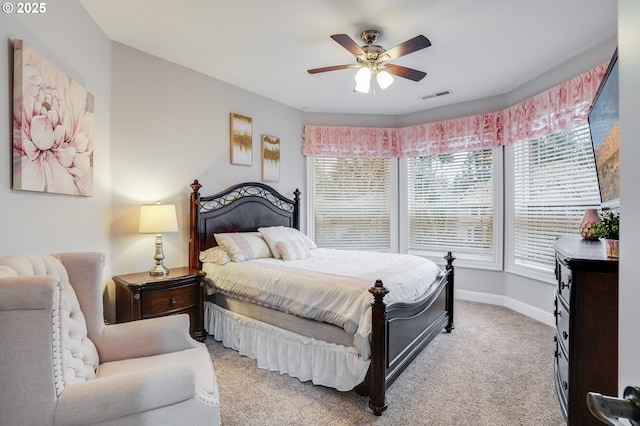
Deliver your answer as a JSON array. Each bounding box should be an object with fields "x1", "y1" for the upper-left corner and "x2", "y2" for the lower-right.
[{"x1": 113, "y1": 267, "x2": 207, "y2": 342}]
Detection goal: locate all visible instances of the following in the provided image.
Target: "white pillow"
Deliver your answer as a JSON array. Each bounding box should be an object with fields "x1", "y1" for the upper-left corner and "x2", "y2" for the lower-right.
[
  {"x1": 214, "y1": 232, "x2": 272, "y2": 262},
  {"x1": 276, "y1": 240, "x2": 311, "y2": 261},
  {"x1": 199, "y1": 246, "x2": 231, "y2": 265},
  {"x1": 258, "y1": 226, "x2": 317, "y2": 259}
]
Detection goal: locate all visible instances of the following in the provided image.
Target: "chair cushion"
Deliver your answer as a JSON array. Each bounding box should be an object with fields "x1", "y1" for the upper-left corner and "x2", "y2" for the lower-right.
[
  {"x1": 0, "y1": 254, "x2": 99, "y2": 384},
  {"x1": 96, "y1": 346, "x2": 218, "y2": 398}
]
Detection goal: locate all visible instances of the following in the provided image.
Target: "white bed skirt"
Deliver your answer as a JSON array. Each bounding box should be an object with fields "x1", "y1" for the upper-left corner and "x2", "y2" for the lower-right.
[{"x1": 204, "y1": 302, "x2": 370, "y2": 391}]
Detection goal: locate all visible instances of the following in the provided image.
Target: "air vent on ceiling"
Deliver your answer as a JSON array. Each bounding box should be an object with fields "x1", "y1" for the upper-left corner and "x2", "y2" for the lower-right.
[{"x1": 421, "y1": 90, "x2": 451, "y2": 100}]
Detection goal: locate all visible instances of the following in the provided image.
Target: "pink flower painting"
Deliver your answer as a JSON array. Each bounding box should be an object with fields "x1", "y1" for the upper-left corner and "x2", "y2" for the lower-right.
[{"x1": 13, "y1": 40, "x2": 94, "y2": 196}]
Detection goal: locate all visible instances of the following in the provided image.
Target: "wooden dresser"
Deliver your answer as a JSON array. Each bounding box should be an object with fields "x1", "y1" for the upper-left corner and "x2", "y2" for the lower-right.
[
  {"x1": 553, "y1": 235, "x2": 619, "y2": 425},
  {"x1": 114, "y1": 267, "x2": 206, "y2": 341}
]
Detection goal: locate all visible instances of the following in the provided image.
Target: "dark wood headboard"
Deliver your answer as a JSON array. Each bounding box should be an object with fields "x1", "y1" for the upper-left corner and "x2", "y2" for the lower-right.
[{"x1": 189, "y1": 180, "x2": 300, "y2": 269}]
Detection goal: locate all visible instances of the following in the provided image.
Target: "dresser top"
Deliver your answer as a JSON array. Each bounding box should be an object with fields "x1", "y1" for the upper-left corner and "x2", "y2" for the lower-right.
[{"x1": 554, "y1": 235, "x2": 618, "y2": 272}]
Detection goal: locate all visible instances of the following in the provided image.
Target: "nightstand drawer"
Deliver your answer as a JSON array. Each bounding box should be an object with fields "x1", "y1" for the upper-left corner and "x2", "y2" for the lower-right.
[
  {"x1": 142, "y1": 284, "x2": 198, "y2": 317},
  {"x1": 113, "y1": 267, "x2": 206, "y2": 341}
]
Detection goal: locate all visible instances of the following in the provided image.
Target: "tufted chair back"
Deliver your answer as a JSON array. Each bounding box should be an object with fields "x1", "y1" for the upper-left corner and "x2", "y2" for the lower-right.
[{"x1": 0, "y1": 254, "x2": 101, "y2": 388}]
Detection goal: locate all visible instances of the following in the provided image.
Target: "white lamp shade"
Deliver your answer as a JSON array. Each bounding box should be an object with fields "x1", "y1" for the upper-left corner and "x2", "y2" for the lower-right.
[
  {"x1": 139, "y1": 204, "x2": 179, "y2": 233},
  {"x1": 376, "y1": 70, "x2": 394, "y2": 89}
]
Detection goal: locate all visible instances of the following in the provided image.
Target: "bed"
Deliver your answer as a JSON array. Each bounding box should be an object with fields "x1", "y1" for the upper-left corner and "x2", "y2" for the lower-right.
[{"x1": 188, "y1": 180, "x2": 455, "y2": 415}]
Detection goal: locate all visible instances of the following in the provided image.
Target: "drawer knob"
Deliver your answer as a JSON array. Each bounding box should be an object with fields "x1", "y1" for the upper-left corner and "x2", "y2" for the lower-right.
[
  {"x1": 563, "y1": 331, "x2": 568, "y2": 340},
  {"x1": 170, "y1": 296, "x2": 177, "y2": 304},
  {"x1": 563, "y1": 381, "x2": 568, "y2": 391},
  {"x1": 560, "y1": 281, "x2": 568, "y2": 290}
]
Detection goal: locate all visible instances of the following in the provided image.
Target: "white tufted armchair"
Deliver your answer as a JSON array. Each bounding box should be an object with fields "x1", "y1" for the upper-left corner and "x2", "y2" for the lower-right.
[{"x1": 0, "y1": 253, "x2": 221, "y2": 426}]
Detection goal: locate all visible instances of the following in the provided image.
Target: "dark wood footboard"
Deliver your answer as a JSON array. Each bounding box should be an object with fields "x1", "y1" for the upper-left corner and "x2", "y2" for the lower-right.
[{"x1": 363, "y1": 251, "x2": 455, "y2": 416}]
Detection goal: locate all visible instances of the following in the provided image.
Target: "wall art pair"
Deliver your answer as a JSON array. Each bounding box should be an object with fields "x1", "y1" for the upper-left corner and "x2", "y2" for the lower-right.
[{"x1": 230, "y1": 112, "x2": 280, "y2": 182}]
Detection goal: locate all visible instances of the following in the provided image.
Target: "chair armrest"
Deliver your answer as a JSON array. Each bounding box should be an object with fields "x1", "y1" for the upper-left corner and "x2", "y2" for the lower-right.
[
  {"x1": 94, "y1": 314, "x2": 200, "y2": 362},
  {"x1": 0, "y1": 276, "x2": 59, "y2": 310},
  {"x1": 55, "y1": 363, "x2": 196, "y2": 426}
]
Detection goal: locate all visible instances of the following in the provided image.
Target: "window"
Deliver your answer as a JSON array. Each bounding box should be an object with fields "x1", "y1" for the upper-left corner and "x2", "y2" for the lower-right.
[
  {"x1": 311, "y1": 157, "x2": 393, "y2": 251},
  {"x1": 506, "y1": 124, "x2": 600, "y2": 279},
  {"x1": 404, "y1": 149, "x2": 502, "y2": 268}
]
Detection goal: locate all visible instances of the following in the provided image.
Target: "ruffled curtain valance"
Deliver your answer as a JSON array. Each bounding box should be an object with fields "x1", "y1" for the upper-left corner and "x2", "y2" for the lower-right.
[{"x1": 303, "y1": 61, "x2": 608, "y2": 158}]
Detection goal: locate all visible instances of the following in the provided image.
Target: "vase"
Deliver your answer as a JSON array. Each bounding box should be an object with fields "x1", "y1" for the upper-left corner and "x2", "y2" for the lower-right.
[
  {"x1": 580, "y1": 208, "x2": 600, "y2": 240},
  {"x1": 604, "y1": 239, "x2": 619, "y2": 258}
]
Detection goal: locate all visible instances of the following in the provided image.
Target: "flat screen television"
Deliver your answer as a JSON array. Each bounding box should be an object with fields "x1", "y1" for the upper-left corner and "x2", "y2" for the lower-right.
[{"x1": 588, "y1": 48, "x2": 619, "y2": 209}]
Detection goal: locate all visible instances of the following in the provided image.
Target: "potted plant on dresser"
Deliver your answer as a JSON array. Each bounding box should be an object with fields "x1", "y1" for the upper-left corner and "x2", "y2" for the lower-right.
[{"x1": 590, "y1": 211, "x2": 620, "y2": 258}]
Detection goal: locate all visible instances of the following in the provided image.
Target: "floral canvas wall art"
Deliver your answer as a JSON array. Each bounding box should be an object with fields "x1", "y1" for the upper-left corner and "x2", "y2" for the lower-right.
[
  {"x1": 230, "y1": 113, "x2": 252, "y2": 166},
  {"x1": 12, "y1": 40, "x2": 94, "y2": 196},
  {"x1": 261, "y1": 134, "x2": 280, "y2": 182}
]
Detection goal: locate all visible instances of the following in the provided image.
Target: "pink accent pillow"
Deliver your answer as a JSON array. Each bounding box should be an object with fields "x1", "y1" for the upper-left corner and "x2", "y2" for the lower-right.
[{"x1": 275, "y1": 240, "x2": 311, "y2": 261}]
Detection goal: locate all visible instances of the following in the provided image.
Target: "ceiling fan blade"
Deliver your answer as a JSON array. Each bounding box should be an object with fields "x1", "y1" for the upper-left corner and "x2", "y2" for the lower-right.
[
  {"x1": 381, "y1": 35, "x2": 431, "y2": 61},
  {"x1": 330, "y1": 34, "x2": 365, "y2": 57},
  {"x1": 307, "y1": 64, "x2": 355, "y2": 74},
  {"x1": 386, "y1": 64, "x2": 427, "y2": 82}
]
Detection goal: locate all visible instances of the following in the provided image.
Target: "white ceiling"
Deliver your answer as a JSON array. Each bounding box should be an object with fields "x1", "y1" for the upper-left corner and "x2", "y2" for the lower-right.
[{"x1": 79, "y1": 0, "x2": 617, "y2": 116}]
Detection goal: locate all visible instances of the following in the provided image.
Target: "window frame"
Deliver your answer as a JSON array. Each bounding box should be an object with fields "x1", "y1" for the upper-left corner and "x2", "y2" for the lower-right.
[
  {"x1": 306, "y1": 156, "x2": 398, "y2": 252},
  {"x1": 399, "y1": 148, "x2": 504, "y2": 270},
  {"x1": 504, "y1": 125, "x2": 601, "y2": 284}
]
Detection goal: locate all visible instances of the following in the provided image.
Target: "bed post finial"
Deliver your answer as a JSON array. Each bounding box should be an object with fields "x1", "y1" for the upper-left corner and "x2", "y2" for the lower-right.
[
  {"x1": 368, "y1": 279, "x2": 389, "y2": 416},
  {"x1": 190, "y1": 179, "x2": 202, "y2": 194},
  {"x1": 444, "y1": 251, "x2": 456, "y2": 333}
]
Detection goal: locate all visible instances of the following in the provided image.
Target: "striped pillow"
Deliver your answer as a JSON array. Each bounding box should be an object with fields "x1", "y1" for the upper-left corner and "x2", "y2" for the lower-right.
[
  {"x1": 275, "y1": 240, "x2": 311, "y2": 261},
  {"x1": 214, "y1": 232, "x2": 272, "y2": 262},
  {"x1": 199, "y1": 246, "x2": 231, "y2": 265}
]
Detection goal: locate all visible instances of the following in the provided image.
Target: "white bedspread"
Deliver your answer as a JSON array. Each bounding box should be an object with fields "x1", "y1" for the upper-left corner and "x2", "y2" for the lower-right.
[{"x1": 202, "y1": 248, "x2": 441, "y2": 359}]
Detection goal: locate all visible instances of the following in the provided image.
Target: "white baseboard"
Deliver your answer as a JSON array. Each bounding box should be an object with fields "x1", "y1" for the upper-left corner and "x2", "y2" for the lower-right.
[{"x1": 455, "y1": 289, "x2": 555, "y2": 327}]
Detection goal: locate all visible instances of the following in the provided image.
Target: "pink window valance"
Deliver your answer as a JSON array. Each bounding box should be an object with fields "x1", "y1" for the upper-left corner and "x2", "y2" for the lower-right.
[{"x1": 303, "y1": 61, "x2": 608, "y2": 158}]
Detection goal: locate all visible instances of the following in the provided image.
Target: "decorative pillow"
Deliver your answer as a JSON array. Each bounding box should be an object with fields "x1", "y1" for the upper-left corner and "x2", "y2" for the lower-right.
[
  {"x1": 276, "y1": 240, "x2": 311, "y2": 261},
  {"x1": 199, "y1": 246, "x2": 231, "y2": 265},
  {"x1": 214, "y1": 232, "x2": 272, "y2": 262},
  {"x1": 258, "y1": 226, "x2": 317, "y2": 259}
]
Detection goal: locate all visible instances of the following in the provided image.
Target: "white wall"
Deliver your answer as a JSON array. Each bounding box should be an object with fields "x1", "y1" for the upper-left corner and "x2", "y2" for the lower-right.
[
  {"x1": 0, "y1": 4, "x2": 112, "y2": 275},
  {"x1": 618, "y1": 0, "x2": 640, "y2": 396},
  {"x1": 108, "y1": 43, "x2": 305, "y2": 319}
]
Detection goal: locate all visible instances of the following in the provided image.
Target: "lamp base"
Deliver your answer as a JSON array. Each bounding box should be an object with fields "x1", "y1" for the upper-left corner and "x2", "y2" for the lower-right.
[
  {"x1": 149, "y1": 264, "x2": 169, "y2": 276},
  {"x1": 149, "y1": 233, "x2": 169, "y2": 276}
]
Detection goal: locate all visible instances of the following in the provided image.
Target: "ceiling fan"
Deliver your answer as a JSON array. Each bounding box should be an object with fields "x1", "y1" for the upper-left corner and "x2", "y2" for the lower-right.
[{"x1": 307, "y1": 29, "x2": 431, "y2": 94}]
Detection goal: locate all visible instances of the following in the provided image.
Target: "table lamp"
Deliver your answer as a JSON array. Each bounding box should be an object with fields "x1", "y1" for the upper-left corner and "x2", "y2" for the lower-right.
[{"x1": 139, "y1": 203, "x2": 179, "y2": 276}]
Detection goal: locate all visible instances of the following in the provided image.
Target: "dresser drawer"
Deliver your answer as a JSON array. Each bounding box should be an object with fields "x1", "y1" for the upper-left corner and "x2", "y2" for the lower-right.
[
  {"x1": 555, "y1": 339, "x2": 569, "y2": 416},
  {"x1": 557, "y1": 261, "x2": 572, "y2": 305},
  {"x1": 556, "y1": 296, "x2": 570, "y2": 353},
  {"x1": 142, "y1": 284, "x2": 198, "y2": 317}
]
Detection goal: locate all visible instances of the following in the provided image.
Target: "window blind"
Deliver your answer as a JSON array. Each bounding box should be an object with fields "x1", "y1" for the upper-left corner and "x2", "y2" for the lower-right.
[
  {"x1": 407, "y1": 149, "x2": 494, "y2": 257},
  {"x1": 313, "y1": 157, "x2": 391, "y2": 251},
  {"x1": 512, "y1": 124, "x2": 600, "y2": 270}
]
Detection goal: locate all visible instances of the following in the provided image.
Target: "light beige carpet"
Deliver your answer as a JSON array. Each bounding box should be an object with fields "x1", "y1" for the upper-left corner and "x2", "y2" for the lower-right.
[{"x1": 206, "y1": 300, "x2": 565, "y2": 425}]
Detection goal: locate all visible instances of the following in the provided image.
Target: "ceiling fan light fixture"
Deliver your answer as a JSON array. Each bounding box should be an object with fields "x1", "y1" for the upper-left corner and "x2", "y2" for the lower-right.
[
  {"x1": 355, "y1": 66, "x2": 371, "y2": 84},
  {"x1": 354, "y1": 78, "x2": 371, "y2": 94},
  {"x1": 376, "y1": 70, "x2": 394, "y2": 90},
  {"x1": 354, "y1": 66, "x2": 372, "y2": 93}
]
